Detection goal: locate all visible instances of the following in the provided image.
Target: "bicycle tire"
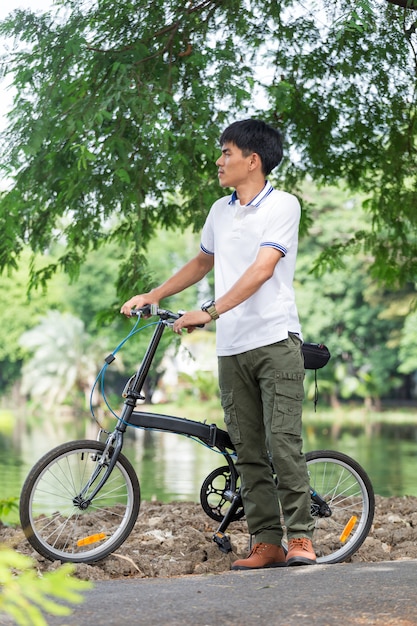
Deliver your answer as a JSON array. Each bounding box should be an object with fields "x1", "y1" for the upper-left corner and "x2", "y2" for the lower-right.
[
  {"x1": 303, "y1": 449, "x2": 375, "y2": 564},
  {"x1": 20, "y1": 440, "x2": 141, "y2": 563}
]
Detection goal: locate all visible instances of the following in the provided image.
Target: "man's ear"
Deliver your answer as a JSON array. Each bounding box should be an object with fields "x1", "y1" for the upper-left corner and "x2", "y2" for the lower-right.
[{"x1": 249, "y1": 152, "x2": 262, "y2": 172}]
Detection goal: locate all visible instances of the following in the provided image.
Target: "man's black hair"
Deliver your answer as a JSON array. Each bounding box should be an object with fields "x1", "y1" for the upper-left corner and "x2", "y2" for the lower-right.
[{"x1": 219, "y1": 119, "x2": 283, "y2": 176}]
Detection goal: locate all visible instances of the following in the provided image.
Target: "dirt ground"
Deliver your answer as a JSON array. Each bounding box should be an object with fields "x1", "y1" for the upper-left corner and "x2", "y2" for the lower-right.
[{"x1": 2, "y1": 495, "x2": 417, "y2": 581}]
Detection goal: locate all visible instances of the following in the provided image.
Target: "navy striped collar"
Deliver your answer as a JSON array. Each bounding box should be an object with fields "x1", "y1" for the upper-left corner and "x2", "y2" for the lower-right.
[{"x1": 228, "y1": 181, "x2": 274, "y2": 207}]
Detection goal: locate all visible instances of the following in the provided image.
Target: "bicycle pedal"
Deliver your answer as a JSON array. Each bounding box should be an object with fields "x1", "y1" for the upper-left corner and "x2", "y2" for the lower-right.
[{"x1": 212, "y1": 531, "x2": 232, "y2": 553}]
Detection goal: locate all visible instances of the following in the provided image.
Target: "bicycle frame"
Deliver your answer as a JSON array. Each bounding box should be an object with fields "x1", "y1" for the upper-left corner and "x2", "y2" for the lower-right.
[
  {"x1": 75, "y1": 312, "x2": 235, "y2": 514},
  {"x1": 113, "y1": 312, "x2": 234, "y2": 453}
]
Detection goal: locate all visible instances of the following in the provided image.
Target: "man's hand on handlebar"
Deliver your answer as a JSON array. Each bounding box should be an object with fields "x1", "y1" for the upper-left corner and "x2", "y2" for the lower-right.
[
  {"x1": 120, "y1": 294, "x2": 156, "y2": 317},
  {"x1": 172, "y1": 310, "x2": 211, "y2": 334}
]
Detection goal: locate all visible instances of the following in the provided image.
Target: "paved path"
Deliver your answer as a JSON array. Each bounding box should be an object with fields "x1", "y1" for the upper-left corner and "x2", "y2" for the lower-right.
[{"x1": 41, "y1": 559, "x2": 417, "y2": 626}]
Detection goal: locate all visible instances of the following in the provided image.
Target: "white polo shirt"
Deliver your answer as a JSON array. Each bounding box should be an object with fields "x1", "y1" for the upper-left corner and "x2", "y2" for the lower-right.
[{"x1": 200, "y1": 181, "x2": 302, "y2": 356}]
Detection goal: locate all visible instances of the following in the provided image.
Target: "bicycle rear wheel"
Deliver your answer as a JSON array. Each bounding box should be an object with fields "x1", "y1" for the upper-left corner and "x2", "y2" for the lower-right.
[
  {"x1": 305, "y1": 450, "x2": 375, "y2": 564},
  {"x1": 20, "y1": 440, "x2": 140, "y2": 563}
]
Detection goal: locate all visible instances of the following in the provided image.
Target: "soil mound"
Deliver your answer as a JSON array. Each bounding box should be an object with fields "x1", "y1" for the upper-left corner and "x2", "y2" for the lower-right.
[{"x1": 2, "y1": 495, "x2": 417, "y2": 580}]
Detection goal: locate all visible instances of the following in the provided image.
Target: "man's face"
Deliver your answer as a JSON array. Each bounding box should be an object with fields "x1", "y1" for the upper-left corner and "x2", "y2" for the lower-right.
[{"x1": 216, "y1": 142, "x2": 253, "y2": 189}]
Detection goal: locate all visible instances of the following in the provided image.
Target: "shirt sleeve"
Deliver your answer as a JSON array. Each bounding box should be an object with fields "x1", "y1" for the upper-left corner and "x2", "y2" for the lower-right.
[
  {"x1": 200, "y1": 206, "x2": 215, "y2": 256},
  {"x1": 260, "y1": 192, "x2": 301, "y2": 257}
]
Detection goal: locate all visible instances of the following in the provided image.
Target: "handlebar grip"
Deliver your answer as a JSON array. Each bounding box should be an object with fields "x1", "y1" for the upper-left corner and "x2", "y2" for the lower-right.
[{"x1": 130, "y1": 304, "x2": 154, "y2": 317}]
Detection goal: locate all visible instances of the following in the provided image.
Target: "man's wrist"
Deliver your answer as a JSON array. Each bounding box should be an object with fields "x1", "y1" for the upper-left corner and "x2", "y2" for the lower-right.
[{"x1": 148, "y1": 287, "x2": 162, "y2": 303}]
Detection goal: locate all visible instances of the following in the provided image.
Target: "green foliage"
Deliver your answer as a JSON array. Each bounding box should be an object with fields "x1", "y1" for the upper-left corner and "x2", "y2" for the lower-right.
[
  {"x1": 0, "y1": 249, "x2": 67, "y2": 391},
  {"x1": 0, "y1": 547, "x2": 91, "y2": 626},
  {"x1": 296, "y1": 181, "x2": 414, "y2": 406},
  {"x1": 0, "y1": 0, "x2": 416, "y2": 292},
  {"x1": 0, "y1": 0, "x2": 237, "y2": 295},
  {"x1": 264, "y1": 1, "x2": 417, "y2": 285},
  {"x1": 178, "y1": 370, "x2": 219, "y2": 402},
  {"x1": 398, "y1": 310, "x2": 417, "y2": 374},
  {"x1": 0, "y1": 497, "x2": 18, "y2": 519},
  {"x1": 0, "y1": 410, "x2": 14, "y2": 435}
]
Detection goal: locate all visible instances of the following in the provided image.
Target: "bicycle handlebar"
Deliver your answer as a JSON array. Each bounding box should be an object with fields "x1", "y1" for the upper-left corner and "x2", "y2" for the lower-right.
[{"x1": 130, "y1": 305, "x2": 205, "y2": 327}]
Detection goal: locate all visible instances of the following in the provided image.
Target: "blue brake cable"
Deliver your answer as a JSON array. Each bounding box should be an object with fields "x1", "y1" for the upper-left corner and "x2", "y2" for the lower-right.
[
  {"x1": 89, "y1": 317, "x2": 235, "y2": 459},
  {"x1": 89, "y1": 318, "x2": 159, "y2": 426}
]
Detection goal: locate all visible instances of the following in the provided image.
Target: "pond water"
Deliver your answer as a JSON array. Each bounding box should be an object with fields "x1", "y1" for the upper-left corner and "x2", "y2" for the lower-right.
[{"x1": 1, "y1": 414, "x2": 417, "y2": 525}]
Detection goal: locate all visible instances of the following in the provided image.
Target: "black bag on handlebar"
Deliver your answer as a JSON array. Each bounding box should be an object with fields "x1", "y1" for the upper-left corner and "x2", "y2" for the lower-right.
[{"x1": 302, "y1": 342, "x2": 331, "y2": 370}]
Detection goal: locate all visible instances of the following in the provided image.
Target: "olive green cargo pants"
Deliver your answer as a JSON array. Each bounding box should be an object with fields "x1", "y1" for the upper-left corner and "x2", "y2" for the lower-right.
[{"x1": 218, "y1": 334, "x2": 315, "y2": 546}]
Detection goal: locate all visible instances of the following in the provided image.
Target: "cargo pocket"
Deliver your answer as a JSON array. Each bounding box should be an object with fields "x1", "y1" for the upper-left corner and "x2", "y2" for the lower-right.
[
  {"x1": 220, "y1": 390, "x2": 241, "y2": 445},
  {"x1": 271, "y1": 371, "x2": 304, "y2": 436}
]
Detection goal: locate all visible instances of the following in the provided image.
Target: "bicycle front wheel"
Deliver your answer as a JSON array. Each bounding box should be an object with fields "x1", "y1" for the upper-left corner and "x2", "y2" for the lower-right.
[
  {"x1": 305, "y1": 450, "x2": 375, "y2": 564},
  {"x1": 20, "y1": 440, "x2": 140, "y2": 563}
]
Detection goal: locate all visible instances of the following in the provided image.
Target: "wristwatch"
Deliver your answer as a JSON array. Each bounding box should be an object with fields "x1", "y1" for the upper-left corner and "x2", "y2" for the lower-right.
[{"x1": 201, "y1": 299, "x2": 219, "y2": 320}]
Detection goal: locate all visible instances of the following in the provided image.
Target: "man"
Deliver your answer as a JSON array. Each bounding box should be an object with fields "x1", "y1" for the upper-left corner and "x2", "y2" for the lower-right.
[{"x1": 121, "y1": 119, "x2": 316, "y2": 569}]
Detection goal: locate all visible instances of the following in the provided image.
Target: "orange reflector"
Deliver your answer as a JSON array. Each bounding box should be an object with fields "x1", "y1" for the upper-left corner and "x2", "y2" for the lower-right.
[
  {"x1": 339, "y1": 515, "x2": 358, "y2": 543},
  {"x1": 77, "y1": 532, "x2": 107, "y2": 547}
]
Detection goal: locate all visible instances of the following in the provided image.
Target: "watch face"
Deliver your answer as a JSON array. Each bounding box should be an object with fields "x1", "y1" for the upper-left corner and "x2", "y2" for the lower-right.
[{"x1": 201, "y1": 299, "x2": 218, "y2": 320}]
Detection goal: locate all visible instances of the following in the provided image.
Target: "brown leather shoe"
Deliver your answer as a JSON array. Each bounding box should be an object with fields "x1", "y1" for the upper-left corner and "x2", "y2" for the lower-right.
[
  {"x1": 231, "y1": 542, "x2": 287, "y2": 570},
  {"x1": 286, "y1": 538, "x2": 316, "y2": 566}
]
